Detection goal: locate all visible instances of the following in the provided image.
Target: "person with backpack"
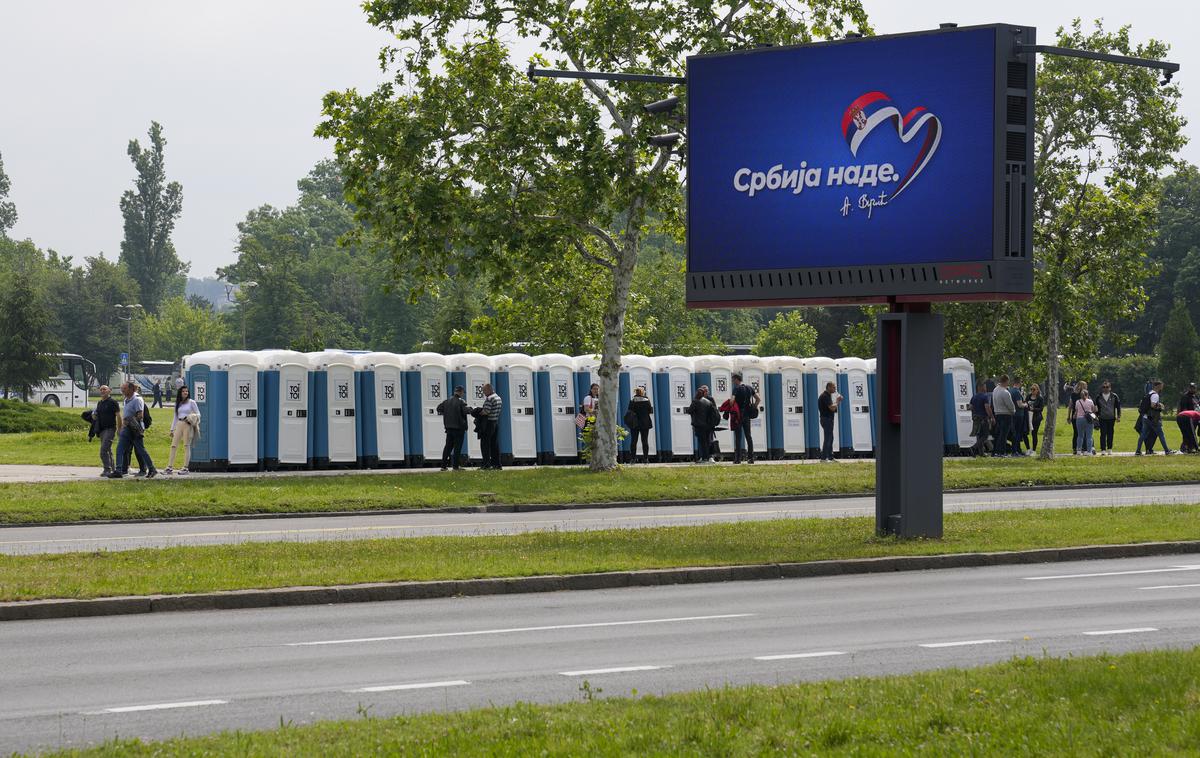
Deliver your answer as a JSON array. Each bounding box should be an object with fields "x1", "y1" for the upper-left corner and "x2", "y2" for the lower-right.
[
  {"x1": 1136, "y1": 380, "x2": 1176, "y2": 455},
  {"x1": 730, "y1": 372, "x2": 760, "y2": 464},
  {"x1": 108, "y1": 381, "x2": 157, "y2": 479},
  {"x1": 625, "y1": 387, "x2": 654, "y2": 464},
  {"x1": 1094, "y1": 380, "x2": 1121, "y2": 455},
  {"x1": 1073, "y1": 388, "x2": 1097, "y2": 455},
  {"x1": 687, "y1": 385, "x2": 718, "y2": 464}
]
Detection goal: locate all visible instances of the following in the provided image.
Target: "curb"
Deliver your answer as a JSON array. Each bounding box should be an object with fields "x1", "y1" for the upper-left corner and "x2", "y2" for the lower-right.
[
  {"x1": 4, "y1": 479, "x2": 1200, "y2": 530},
  {"x1": 4, "y1": 540, "x2": 1199, "y2": 622}
]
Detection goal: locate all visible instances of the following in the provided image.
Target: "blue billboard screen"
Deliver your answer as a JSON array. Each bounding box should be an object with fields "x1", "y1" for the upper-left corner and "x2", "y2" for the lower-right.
[{"x1": 688, "y1": 27, "x2": 999, "y2": 275}]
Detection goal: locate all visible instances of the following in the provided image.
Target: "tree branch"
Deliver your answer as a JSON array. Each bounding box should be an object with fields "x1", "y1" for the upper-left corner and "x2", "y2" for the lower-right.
[
  {"x1": 555, "y1": 33, "x2": 633, "y2": 138},
  {"x1": 534, "y1": 213, "x2": 620, "y2": 268}
]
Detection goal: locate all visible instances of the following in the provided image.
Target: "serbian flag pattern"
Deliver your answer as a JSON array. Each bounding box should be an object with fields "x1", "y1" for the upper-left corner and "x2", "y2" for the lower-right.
[{"x1": 840, "y1": 91, "x2": 942, "y2": 199}]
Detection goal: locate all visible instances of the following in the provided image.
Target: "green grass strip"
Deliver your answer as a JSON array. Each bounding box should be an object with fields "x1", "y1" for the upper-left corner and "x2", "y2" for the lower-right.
[
  {"x1": 3, "y1": 505, "x2": 1199, "y2": 602},
  {"x1": 3, "y1": 454, "x2": 1200, "y2": 525},
  {"x1": 46, "y1": 648, "x2": 1200, "y2": 756}
]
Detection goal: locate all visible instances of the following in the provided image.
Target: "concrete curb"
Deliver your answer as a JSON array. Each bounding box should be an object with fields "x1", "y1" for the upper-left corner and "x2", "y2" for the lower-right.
[
  {"x1": 4, "y1": 540, "x2": 1199, "y2": 622},
  {"x1": 5, "y1": 479, "x2": 1200, "y2": 530}
]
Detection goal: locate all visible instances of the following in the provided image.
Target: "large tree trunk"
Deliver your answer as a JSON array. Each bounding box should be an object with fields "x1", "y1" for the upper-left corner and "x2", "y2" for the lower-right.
[
  {"x1": 590, "y1": 228, "x2": 641, "y2": 472},
  {"x1": 1040, "y1": 316, "x2": 1060, "y2": 459}
]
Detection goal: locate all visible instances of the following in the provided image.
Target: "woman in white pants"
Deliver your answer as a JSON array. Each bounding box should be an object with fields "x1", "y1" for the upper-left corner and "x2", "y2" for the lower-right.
[{"x1": 166, "y1": 386, "x2": 201, "y2": 474}]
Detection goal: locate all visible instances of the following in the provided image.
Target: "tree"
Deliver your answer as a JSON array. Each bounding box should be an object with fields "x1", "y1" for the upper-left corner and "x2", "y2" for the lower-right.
[
  {"x1": 47, "y1": 255, "x2": 140, "y2": 386},
  {"x1": 755, "y1": 310, "x2": 817, "y2": 357},
  {"x1": 1157, "y1": 299, "x2": 1200, "y2": 399},
  {"x1": 1172, "y1": 247, "x2": 1200, "y2": 330},
  {"x1": 1130, "y1": 166, "x2": 1200, "y2": 352},
  {"x1": 0, "y1": 269, "x2": 59, "y2": 398},
  {"x1": 319, "y1": 0, "x2": 869, "y2": 470},
  {"x1": 1024, "y1": 21, "x2": 1185, "y2": 458},
  {"x1": 134, "y1": 296, "x2": 230, "y2": 362},
  {"x1": 0, "y1": 150, "x2": 17, "y2": 236},
  {"x1": 119, "y1": 122, "x2": 187, "y2": 312}
]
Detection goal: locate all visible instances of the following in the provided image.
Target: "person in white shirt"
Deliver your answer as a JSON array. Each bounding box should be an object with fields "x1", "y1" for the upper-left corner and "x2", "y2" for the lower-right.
[{"x1": 165, "y1": 385, "x2": 201, "y2": 474}]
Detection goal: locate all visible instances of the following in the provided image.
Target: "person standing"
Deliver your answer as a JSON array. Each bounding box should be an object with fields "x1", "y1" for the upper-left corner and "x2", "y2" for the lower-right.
[
  {"x1": 688, "y1": 386, "x2": 717, "y2": 463},
  {"x1": 1009, "y1": 377, "x2": 1029, "y2": 455},
  {"x1": 108, "y1": 381, "x2": 157, "y2": 479},
  {"x1": 165, "y1": 386, "x2": 200, "y2": 474},
  {"x1": 1074, "y1": 388, "x2": 1096, "y2": 455},
  {"x1": 1066, "y1": 380, "x2": 1085, "y2": 453},
  {"x1": 627, "y1": 387, "x2": 653, "y2": 464},
  {"x1": 94, "y1": 385, "x2": 120, "y2": 477},
  {"x1": 1177, "y1": 408, "x2": 1200, "y2": 454},
  {"x1": 437, "y1": 385, "x2": 469, "y2": 470},
  {"x1": 991, "y1": 375, "x2": 1016, "y2": 457},
  {"x1": 817, "y1": 381, "x2": 840, "y2": 462},
  {"x1": 1094, "y1": 381, "x2": 1121, "y2": 455},
  {"x1": 151, "y1": 380, "x2": 164, "y2": 409},
  {"x1": 174, "y1": 374, "x2": 185, "y2": 394},
  {"x1": 480, "y1": 383, "x2": 503, "y2": 470},
  {"x1": 968, "y1": 382, "x2": 994, "y2": 457},
  {"x1": 1178, "y1": 384, "x2": 1199, "y2": 451},
  {"x1": 1027, "y1": 384, "x2": 1046, "y2": 452},
  {"x1": 730, "y1": 372, "x2": 760, "y2": 464},
  {"x1": 1136, "y1": 380, "x2": 1175, "y2": 455}
]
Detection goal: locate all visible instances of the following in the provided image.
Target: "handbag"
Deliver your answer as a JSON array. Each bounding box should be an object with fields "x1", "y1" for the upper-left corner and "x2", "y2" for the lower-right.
[{"x1": 623, "y1": 408, "x2": 637, "y2": 430}]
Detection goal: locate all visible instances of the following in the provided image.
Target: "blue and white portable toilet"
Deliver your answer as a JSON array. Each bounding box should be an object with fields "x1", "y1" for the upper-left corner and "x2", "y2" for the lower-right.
[
  {"x1": 492, "y1": 353, "x2": 537, "y2": 465},
  {"x1": 258, "y1": 350, "x2": 310, "y2": 469},
  {"x1": 619, "y1": 354, "x2": 657, "y2": 462},
  {"x1": 732, "y1": 355, "x2": 768, "y2": 454},
  {"x1": 355, "y1": 352, "x2": 406, "y2": 468},
  {"x1": 765, "y1": 356, "x2": 806, "y2": 459},
  {"x1": 182, "y1": 351, "x2": 221, "y2": 470},
  {"x1": 402, "y1": 352, "x2": 449, "y2": 467},
  {"x1": 801, "y1": 357, "x2": 840, "y2": 457},
  {"x1": 533, "y1": 353, "x2": 578, "y2": 464},
  {"x1": 835, "y1": 358, "x2": 874, "y2": 456},
  {"x1": 187, "y1": 350, "x2": 262, "y2": 471},
  {"x1": 572, "y1": 354, "x2": 603, "y2": 454},
  {"x1": 652, "y1": 355, "x2": 694, "y2": 461},
  {"x1": 305, "y1": 351, "x2": 359, "y2": 468},
  {"x1": 943, "y1": 357, "x2": 976, "y2": 455},
  {"x1": 449, "y1": 353, "x2": 494, "y2": 464},
  {"x1": 692, "y1": 355, "x2": 734, "y2": 459}
]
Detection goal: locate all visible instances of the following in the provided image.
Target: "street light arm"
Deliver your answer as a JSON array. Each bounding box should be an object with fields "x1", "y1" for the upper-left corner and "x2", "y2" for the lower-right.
[{"x1": 1017, "y1": 44, "x2": 1180, "y2": 78}]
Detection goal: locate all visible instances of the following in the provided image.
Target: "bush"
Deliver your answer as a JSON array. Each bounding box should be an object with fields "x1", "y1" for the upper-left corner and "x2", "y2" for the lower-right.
[{"x1": 0, "y1": 399, "x2": 88, "y2": 434}]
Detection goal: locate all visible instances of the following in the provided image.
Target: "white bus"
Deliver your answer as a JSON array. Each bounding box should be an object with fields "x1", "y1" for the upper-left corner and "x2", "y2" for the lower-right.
[
  {"x1": 109, "y1": 360, "x2": 177, "y2": 397},
  {"x1": 30, "y1": 353, "x2": 94, "y2": 408}
]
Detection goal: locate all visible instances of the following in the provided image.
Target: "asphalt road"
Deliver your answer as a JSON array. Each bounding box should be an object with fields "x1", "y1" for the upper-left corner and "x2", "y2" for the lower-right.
[
  {"x1": 2, "y1": 554, "x2": 1198, "y2": 753},
  {"x1": 2, "y1": 482, "x2": 1199, "y2": 555}
]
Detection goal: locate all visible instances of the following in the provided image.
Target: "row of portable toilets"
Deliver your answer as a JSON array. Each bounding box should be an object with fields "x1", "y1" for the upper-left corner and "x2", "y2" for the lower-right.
[{"x1": 180, "y1": 351, "x2": 979, "y2": 471}]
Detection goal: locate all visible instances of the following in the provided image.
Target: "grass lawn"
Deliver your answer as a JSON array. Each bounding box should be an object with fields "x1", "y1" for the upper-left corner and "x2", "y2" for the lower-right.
[
  {"x1": 3, "y1": 504, "x2": 1199, "y2": 602},
  {"x1": 46, "y1": 648, "x2": 1200, "y2": 756}
]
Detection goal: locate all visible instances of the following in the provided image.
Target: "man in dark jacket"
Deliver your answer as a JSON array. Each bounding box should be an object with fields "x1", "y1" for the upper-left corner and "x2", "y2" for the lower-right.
[
  {"x1": 817, "y1": 381, "x2": 840, "y2": 462},
  {"x1": 94, "y1": 385, "x2": 120, "y2": 476},
  {"x1": 1095, "y1": 381, "x2": 1121, "y2": 455},
  {"x1": 730, "y1": 373, "x2": 760, "y2": 464},
  {"x1": 436, "y1": 385, "x2": 469, "y2": 470}
]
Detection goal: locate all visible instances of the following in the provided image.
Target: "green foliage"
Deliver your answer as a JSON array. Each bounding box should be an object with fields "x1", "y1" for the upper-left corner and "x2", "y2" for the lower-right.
[
  {"x1": 1090, "y1": 354, "x2": 1159, "y2": 402},
  {"x1": 118, "y1": 122, "x2": 187, "y2": 313},
  {"x1": 0, "y1": 149, "x2": 16, "y2": 235},
  {"x1": 754, "y1": 310, "x2": 817, "y2": 357},
  {"x1": 1132, "y1": 165, "x2": 1200, "y2": 352},
  {"x1": 0, "y1": 399, "x2": 87, "y2": 434},
  {"x1": 1157, "y1": 299, "x2": 1200, "y2": 396},
  {"x1": 133, "y1": 296, "x2": 229, "y2": 362},
  {"x1": 0, "y1": 268, "x2": 59, "y2": 398},
  {"x1": 629, "y1": 248, "x2": 730, "y2": 355},
  {"x1": 838, "y1": 306, "x2": 884, "y2": 358},
  {"x1": 47, "y1": 255, "x2": 140, "y2": 384}
]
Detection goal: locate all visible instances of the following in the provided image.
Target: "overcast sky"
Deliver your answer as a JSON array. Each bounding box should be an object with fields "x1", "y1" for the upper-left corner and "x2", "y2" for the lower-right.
[{"x1": 1, "y1": 1, "x2": 1197, "y2": 277}]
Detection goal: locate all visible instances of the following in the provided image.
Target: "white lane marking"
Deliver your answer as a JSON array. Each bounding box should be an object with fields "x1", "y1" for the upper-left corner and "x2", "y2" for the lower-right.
[
  {"x1": 919, "y1": 639, "x2": 1008, "y2": 648},
  {"x1": 1025, "y1": 566, "x2": 1200, "y2": 581},
  {"x1": 94, "y1": 699, "x2": 228, "y2": 713},
  {"x1": 288, "y1": 613, "x2": 756, "y2": 647},
  {"x1": 347, "y1": 680, "x2": 470, "y2": 693},
  {"x1": 559, "y1": 666, "x2": 665, "y2": 676},
  {"x1": 1082, "y1": 627, "x2": 1158, "y2": 636},
  {"x1": 1141, "y1": 583, "x2": 1200, "y2": 590},
  {"x1": 754, "y1": 651, "x2": 846, "y2": 661}
]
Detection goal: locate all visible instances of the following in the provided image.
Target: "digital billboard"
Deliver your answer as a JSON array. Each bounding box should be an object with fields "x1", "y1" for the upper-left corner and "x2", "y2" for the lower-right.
[{"x1": 686, "y1": 24, "x2": 1035, "y2": 307}]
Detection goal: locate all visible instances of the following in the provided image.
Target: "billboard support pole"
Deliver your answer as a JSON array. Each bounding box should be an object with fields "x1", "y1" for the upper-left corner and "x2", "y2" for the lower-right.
[{"x1": 875, "y1": 302, "x2": 943, "y2": 538}]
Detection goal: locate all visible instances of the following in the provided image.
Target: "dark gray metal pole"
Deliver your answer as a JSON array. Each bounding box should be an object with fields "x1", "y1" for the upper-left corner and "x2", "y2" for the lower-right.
[
  {"x1": 875, "y1": 304, "x2": 944, "y2": 538},
  {"x1": 527, "y1": 64, "x2": 684, "y2": 84}
]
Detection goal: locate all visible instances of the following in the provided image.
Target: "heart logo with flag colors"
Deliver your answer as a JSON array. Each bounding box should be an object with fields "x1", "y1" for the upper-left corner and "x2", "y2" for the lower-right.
[{"x1": 841, "y1": 91, "x2": 941, "y2": 199}]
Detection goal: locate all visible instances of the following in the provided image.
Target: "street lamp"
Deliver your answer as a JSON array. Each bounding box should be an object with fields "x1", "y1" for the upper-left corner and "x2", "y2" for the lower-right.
[{"x1": 113, "y1": 304, "x2": 143, "y2": 382}]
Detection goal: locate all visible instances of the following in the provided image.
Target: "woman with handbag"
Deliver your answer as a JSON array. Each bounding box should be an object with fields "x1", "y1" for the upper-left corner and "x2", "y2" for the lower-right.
[
  {"x1": 1074, "y1": 388, "x2": 1097, "y2": 456},
  {"x1": 625, "y1": 387, "x2": 654, "y2": 463}
]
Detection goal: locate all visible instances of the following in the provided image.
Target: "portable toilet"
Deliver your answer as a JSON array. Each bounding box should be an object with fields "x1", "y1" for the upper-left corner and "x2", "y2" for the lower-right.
[
  {"x1": 619, "y1": 354, "x2": 658, "y2": 462},
  {"x1": 305, "y1": 351, "x2": 359, "y2": 467},
  {"x1": 448, "y1": 353, "x2": 494, "y2": 464},
  {"x1": 866, "y1": 358, "x2": 878, "y2": 453},
  {"x1": 943, "y1": 357, "x2": 976, "y2": 455},
  {"x1": 184, "y1": 350, "x2": 261, "y2": 471},
  {"x1": 402, "y1": 352, "x2": 449, "y2": 467},
  {"x1": 259, "y1": 350, "x2": 310, "y2": 469},
  {"x1": 493, "y1": 353, "x2": 537, "y2": 465},
  {"x1": 355, "y1": 352, "x2": 406, "y2": 468},
  {"x1": 765, "y1": 356, "x2": 806, "y2": 459},
  {"x1": 835, "y1": 358, "x2": 874, "y2": 456},
  {"x1": 801, "y1": 357, "x2": 840, "y2": 457},
  {"x1": 732, "y1": 355, "x2": 768, "y2": 456},
  {"x1": 181, "y1": 351, "x2": 221, "y2": 471},
  {"x1": 652, "y1": 355, "x2": 695, "y2": 461},
  {"x1": 572, "y1": 354, "x2": 606, "y2": 456},
  {"x1": 534, "y1": 353, "x2": 578, "y2": 464},
  {"x1": 692, "y1": 355, "x2": 734, "y2": 460}
]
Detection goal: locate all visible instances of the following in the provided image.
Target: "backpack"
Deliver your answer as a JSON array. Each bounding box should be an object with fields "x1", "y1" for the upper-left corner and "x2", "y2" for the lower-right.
[
  {"x1": 143, "y1": 405, "x2": 152, "y2": 429},
  {"x1": 745, "y1": 403, "x2": 760, "y2": 420},
  {"x1": 706, "y1": 401, "x2": 721, "y2": 429},
  {"x1": 1138, "y1": 393, "x2": 1152, "y2": 417}
]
